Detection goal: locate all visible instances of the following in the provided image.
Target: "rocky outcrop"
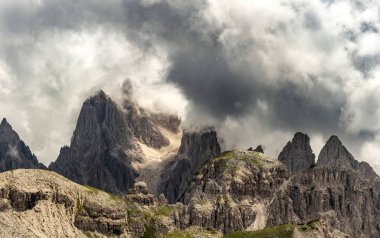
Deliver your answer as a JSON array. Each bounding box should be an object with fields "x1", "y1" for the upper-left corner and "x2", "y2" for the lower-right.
[
  {"x1": 225, "y1": 220, "x2": 347, "y2": 238},
  {"x1": 49, "y1": 89, "x2": 182, "y2": 195},
  {"x1": 125, "y1": 181, "x2": 157, "y2": 206},
  {"x1": 267, "y1": 165, "x2": 380, "y2": 238},
  {"x1": 177, "y1": 150, "x2": 289, "y2": 234},
  {"x1": 0, "y1": 169, "x2": 128, "y2": 238},
  {"x1": 158, "y1": 130, "x2": 221, "y2": 203},
  {"x1": 49, "y1": 91, "x2": 139, "y2": 195},
  {"x1": 317, "y1": 135, "x2": 377, "y2": 177},
  {"x1": 0, "y1": 118, "x2": 46, "y2": 172},
  {"x1": 268, "y1": 136, "x2": 380, "y2": 238},
  {"x1": 278, "y1": 132, "x2": 315, "y2": 173},
  {"x1": 122, "y1": 81, "x2": 181, "y2": 149},
  {"x1": 248, "y1": 145, "x2": 264, "y2": 153}
]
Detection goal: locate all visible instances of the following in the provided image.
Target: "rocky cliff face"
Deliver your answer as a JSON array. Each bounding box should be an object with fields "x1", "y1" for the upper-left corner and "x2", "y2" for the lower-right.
[
  {"x1": 177, "y1": 150, "x2": 289, "y2": 234},
  {"x1": 49, "y1": 91, "x2": 139, "y2": 195},
  {"x1": 268, "y1": 135, "x2": 380, "y2": 238},
  {"x1": 49, "y1": 90, "x2": 181, "y2": 195},
  {"x1": 317, "y1": 135, "x2": 377, "y2": 177},
  {"x1": 158, "y1": 130, "x2": 221, "y2": 203},
  {"x1": 0, "y1": 168, "x2": 347, "y2": 238},
  {"x1": 0, "y1": 118, "x2": 46, "y2": 172},
  {"x1": 278, "y1": 132, "x2": 315, "y2": 173},
  {"x1": 0, "y1": 169, "x2": 128, "y2": 238}
]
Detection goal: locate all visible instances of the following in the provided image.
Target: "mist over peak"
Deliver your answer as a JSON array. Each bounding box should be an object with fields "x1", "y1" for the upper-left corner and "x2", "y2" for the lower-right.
[{"x1": 0, "y1": 0, "x2": 380, "y2": 172}]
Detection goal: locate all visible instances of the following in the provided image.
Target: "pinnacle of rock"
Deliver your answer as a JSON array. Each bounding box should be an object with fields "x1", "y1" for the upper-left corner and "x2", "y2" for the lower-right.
[{"x1": 278, "y1": 132, "x2": 315, "y2": 173}]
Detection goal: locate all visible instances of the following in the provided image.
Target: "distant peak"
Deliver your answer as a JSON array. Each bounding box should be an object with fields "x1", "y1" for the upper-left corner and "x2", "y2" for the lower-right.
[
  {"x1": 85, "y1": 90, "x2": 113, "y2": 106},
  {"x1": 0, "y1": 118, "x2": 12, "y2": 130},
  {"x1": 254, "y1": 145, "x2": 264, "y2": 153},
  {"x1": 1, "y1": 118, "x2": 8, "y2": 125},
  {"x1": 94, "y1": 90, "x2": 108, "y2": 99},
  {"x1": 248, "y1": 145, "x2": 264, "y2": 153},
  {"x1": 278, "y1": 132, "x2": 315, "y2": 173},
  {"x1": 325, "y1": 135, "x2": 342, "y2": 146},
  {"x1": 317, "y1": 135, "x2": 358, "y2": 169},
  {"x1": 293, "y1": 132, "x2": 310, "y2": 141}
]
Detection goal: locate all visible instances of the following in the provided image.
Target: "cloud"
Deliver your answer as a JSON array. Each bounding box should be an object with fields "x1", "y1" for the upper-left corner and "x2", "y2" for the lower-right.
[{"x1": 1, "y1": 0, "x2": 380, "y2": 172}]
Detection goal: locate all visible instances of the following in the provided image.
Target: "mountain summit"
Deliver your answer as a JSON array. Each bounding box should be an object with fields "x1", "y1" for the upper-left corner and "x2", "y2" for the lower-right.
[
  {"x1": 49, "y1": 91, "x2": 139, "y2": 194},
  {"x1": 278, "y1": 132, "x2": 315, "y2": 173},
  {"x1": 0, "y1": 118, "x2": 46, "y2": 172},
  {"x1": 317, "y1": 135, "x2": 377, "y2": 176}
]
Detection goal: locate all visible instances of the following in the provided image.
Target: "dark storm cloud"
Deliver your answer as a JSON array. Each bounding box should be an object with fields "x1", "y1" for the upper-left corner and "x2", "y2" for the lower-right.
[
  {"x1": 2, "y1": 0, "x2": 380, "y2": 170},
  {"x1": 119, "y1": 0, "x2": 346, "y2": 131}
]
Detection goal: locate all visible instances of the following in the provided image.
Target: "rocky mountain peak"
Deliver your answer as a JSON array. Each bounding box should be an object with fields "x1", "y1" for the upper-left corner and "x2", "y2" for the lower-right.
[
  {"x1": 159, "y1": 130, "x2": 221, "y2": 203},
  {"x1": 0, "y1": 118, "x2": 11, "y2": 129},
  {"x1": 317, "y1": 135, "x2": 377, "y2": 177},
  {"x1": 248, "y1": 145, "x2": 264, "y2": 153},
  {"x1": 278, "y1": 132, "x2": 315, "y2": 173},
  {"x1": 178, "y1": 130, "x2": 220, "y2": 156},
  {"x1": 0, "y1": 118, "x2": 19, "y2": 144},
  {"x1": 49, "y1": 91, "x2": 139, "y2": 194},
  {"x1": 71, "y1": 90, "x2": 133, "y2": 150},
  {"x1": 317, "y1": 135, "x2": 356, "y2": 168},
  {"x1": 0, "y1": 119, "x2": 46, "y2": 172}
]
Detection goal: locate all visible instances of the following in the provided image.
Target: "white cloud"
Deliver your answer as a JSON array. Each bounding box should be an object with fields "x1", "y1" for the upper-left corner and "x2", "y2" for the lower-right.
[{"x1": 1, "y1": 0, "x2": 380, "y2": 172}]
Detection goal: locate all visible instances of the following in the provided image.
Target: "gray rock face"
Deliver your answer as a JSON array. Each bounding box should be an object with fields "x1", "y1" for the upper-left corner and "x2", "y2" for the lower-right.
[
  {"x1": 177, "y1": 150, "x2": 289, "y2": 234},
  {"x1": 158, "y1": 130, "x2": 221, "y2": 203},
  {"x1": 278, "y1": 132, "x2": 315, "y2": 173},
  {"x1": 123, "y1": 85, "x2": 181, "y2": 149},
  {"x1": 267, "y1": 165, "x2": 380, "y2": 238},
  {"x1": 49, "y1": 91, "x2": 139, "y2": 194},
  {"x1": 248, "y1": 145, "x2": 264, "y2": 153},
  {"x1": 268, "y1": 136, "x2": 380, "y2": 238},
  {"x1": 317, "y1": 135, "x2": 377, "y2": 176},
  {"x1": 0, "y1": 118, "x2": 46, "y2": 172}
]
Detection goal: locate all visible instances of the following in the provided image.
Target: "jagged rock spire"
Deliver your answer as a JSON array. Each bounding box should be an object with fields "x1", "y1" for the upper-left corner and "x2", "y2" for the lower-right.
[
  {"x1": 278, "y1": 132, "x2": 315, "y2": 173},
  {"x1": 159, "y1": 130, "x2": 221, "y2": 203},
  {"x1": 317, "y1": 135, "x2": 356, "y2": 168},
  {"x1": 49, "y1": 91, "x2": 139, "y2": 194},
  {"x1": 317, "y1": 135, "x2": 377, "y2": 176},
  {"x1": 0, "y1": 118, "x2": 46, "y2": 172},
  {"x1": 248, "y1": 145, "x2": 264, "y2": 153}
]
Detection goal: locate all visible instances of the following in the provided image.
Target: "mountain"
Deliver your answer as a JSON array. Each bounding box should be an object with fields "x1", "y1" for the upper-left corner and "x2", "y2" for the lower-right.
[
  {"x1": 0, "y1": 169, "x2": 345, "y2": 238},
  {"x1": 180, "y1": 149, "x2": 289, "y2": 234},
  {"x1": 278, "y1": 132, "x2": 315, "y2": 173},
  {"x1": 4, "y1": 88, "x2": 380, "y2": 238},
  {"x1": 269, "y1": 135, "x2": 380, "y2": 238},
  {"x1": 158, "y1": 130, "x2": 221, "y2": 203},
  {"x1": 317, "y1": 135, "x2": 377, "y2": 177},
  {"x1": 49, "y1": 91, "x2": 139, "y2": 194},
  {"x1": 0, "y1": 118, "x2": 45, "y2": 172},
  {"x1": 49, "y1": 90, "x2": 182, "y2": 195}
]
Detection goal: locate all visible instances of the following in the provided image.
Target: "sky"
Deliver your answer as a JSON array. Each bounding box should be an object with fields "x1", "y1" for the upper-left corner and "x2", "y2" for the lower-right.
[{"x1": 1, "y1": 0, "x2": 380, "y2": 171}]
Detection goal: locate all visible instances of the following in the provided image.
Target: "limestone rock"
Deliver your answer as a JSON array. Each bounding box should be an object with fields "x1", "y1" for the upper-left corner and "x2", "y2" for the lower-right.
[
  {"x1": 179, "y1": 150, "x2": 289, "y2": 234},
  {"x1": 158, "y1": 130, "x2": 221, "y2": 203},
  {"x1": 125, "y1": 182, "x2": 157, "y2": 206},
  {"x1": 0, "y1": 118, "x2": 46, "y2": 172},
  {"x1": 49, "y1": 91, "x2": 139, "y2": 194},
  {"x1": 317, "y1": 135, "x2": 377, "y2": 177},
  {"x1": 278, "y1": 132, "x2": 315, "y2": 173},
  {"x1": 267, "y1": 164, "x2": 380, "y2": 238}
]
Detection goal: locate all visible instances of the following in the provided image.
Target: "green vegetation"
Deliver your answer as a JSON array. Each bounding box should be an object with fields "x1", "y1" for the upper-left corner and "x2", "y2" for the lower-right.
[
  {"x1": 84, "y1": 185, "x2": 100, "y2": 195},
  {"x1": 108, "y1": 193, "x2": 122, "y2": 201},
  {"x1": 225, "y1": 223, "x2": 318, "y2": 238},
  {"x1": 225, "y1": 224, "x2": 294, "y2": 238},
  {"x1": 154, "y1": 204, "x2": 172, "y2": 216},
  {"x1": 142, "y1": 224, "x2": 157, "y2": 238},
  {"x1": 83, "y1": 232, "x2": 101, "y2": 238},
  {"x1": 76, "y1": 196, "x2": 86, "y2": 215},
  {"x1": 165, "y1": 230, "x2": 193, "y2": 238},
  {"x1": 164, "y1": 227, "x2": 220, "y2": 238}
]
